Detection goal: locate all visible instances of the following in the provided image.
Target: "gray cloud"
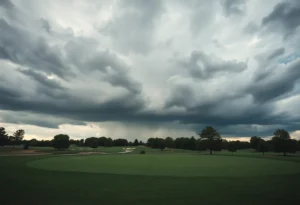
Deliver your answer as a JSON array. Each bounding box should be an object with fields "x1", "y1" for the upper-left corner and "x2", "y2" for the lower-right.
[
  {"x1": 101, "y1": 0, "x2": 164, "y2": 54},
  {"x1": 40, "y1": 18, "x2": 51, "y2": 33},
  {"x1": 267, "y1": 47, "x2": 285, "y2": 61},
  {"x1": 0, "y1": 19, "x2": 71, "y2": 78},
  {"x1": 180, "y1": 0, "x2": 216, "y2": 34},
  {"x1": 262, "y1": 1, "x2": 300, "y2": 38},
  {"x1": 247, "y1": 59, "x2": 300, "y2": 103},
  {"x1": 1, "y1": 0, "x2": 300, "y2": 138},
  {"x1": 0, "y1": 110, "x2": 85, "y2": 128},
  {"x1": 0, "y1": 0, "x2": 14, "y2": 9},
  {"x1": 19, "y1": 69, "x2": 64, "y2": 90},
  {"x1": 0, "y1": 61, "x2": 146, "y2": 123},
  {"x1": 179, "y1": 51, "x2": 247, "y2": 79},
  {"x1": 64, "y1": 38, "x2": 142, "y2": 94},
  {"x1": 243, "y1": 22, "x2": 259, "y2": 34},
  {"x1": 222, "y1": 0, "x2": 246, "y2": 16}
]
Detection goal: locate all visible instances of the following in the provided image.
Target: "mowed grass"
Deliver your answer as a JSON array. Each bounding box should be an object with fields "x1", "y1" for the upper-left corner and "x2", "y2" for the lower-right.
[
  {"x1": 28, "y1": 154, "x2": 300, "y2": 177},
  {"x1": 0, "y1": 151, "x2": 300, "y2": 205}
]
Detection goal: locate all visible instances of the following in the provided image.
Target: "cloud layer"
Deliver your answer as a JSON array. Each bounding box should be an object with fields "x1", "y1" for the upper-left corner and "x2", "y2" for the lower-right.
[{"x1": 1, "y1": 0, "x2": 300, "y2": 140}]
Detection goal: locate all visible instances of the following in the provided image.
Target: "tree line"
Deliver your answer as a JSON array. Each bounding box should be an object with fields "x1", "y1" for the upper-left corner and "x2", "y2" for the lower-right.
[
  {"x1": 0, "y1": 127, "x2": 25, "y2": 147},
  {"x1": 1, "y1": 126, "x2": 300, "y2": 155}
]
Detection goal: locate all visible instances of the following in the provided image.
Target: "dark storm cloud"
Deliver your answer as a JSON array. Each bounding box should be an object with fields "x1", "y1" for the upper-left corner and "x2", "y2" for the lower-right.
[
  {"x1": 64, "y1": 39, "x2": 142, "y2": 94},
  {"x1": 222, "y1": 0, "x2": 245, "y2": 16},
  {"x1": 40, "y1": 18, "x2": 51, "y2": 33},
  {"x1": 262, "y1": 1, "x2": 300, "y2": 38},
  {"x1": 247, "y1": 59, "x2": 300, "y2": 103},
  {"x1": 0, "y1": 3, "x2": 146, "y2": 128},
  {"x1": 0, "y1": 0, "x2": 14, "y2": 9},
  {"x1": 179, "y1": 51, "x2": 247, "y2": 79},
  {"x1": 0, "y1": 111, "x2": 86, "y2": 128},
  {"x1": 164, "y1": 84, "x2": 195, "y2": 109},
  {"x1": 19, "y1": 69, "x2": 64, "y2": 90},
  {"x1": 0, "y1": 19, "x2": 71, "y2": 78},
  {"x1": 136, "y1": 100, "x2": 290, "y2": 137},
  {"x1": 0, "y1": 86, "x2": 146, "y2": 124},
  {"x1": 163, "y1": 90, "x2": 280, "y2": 127},
  {"x1": 0, "y1": 62, "x2": 146, "y2": 124},
  {"x1": 253, "y1": 47, "x2": 285, "y2": 82},
  {"x1": 101, "y1": 0, "x2": 164, "y2": 54},
  {"x1": 1, "y1": 0, "x2": 300, "y2": 138},
  {"x1": 267, "y1": 47, "x2": 285, "y2": 61}
]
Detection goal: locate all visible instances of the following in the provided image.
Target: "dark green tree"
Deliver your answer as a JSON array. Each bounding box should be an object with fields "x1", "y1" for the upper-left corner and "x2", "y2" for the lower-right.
[
  {"x1": 23, "y1": 142, "x2": 29, "y2": 150},
  {"x1": 257, "y1": 139, "x2": 269, "y2": 155},
  {"x1": 52, "y1": 134, "x2": 70, "y2": 150},
  {"x1": 159, "y1": 139, "x2": 166, "y2": 151},
  {"x1": 133, "y1": 139, "x2": 139, "y2": 146},
  {"x1": 189, "y1": 136, "x2": 197, "y2": 150},
  {"x1": 250, "y1": 136, "x2": 261, "y2": 151},
  {"x1": 11, "y1": 129, "x2": 25, "y2": 146},
  {"x1": 199, "y1": 126, "x2": 222, "y2": 155},
  {"x1": 228, "y1": 141, "x2": 237, "y2": 155},
  {"x1": 85, "y1": 137, "x2": 98, "y2": 147},
  {"x1": 271, "y1": 129, "x2": 291, "y2": 156},
  {"x1": 165, "y1": 137, "x2": 175, "y2": 148},
  {"x1": 0, "y1": 127, "x2": 8, "y2": 146}
]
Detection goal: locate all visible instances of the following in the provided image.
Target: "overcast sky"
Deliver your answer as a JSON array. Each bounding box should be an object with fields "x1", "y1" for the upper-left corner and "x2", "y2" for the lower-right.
[{"x1": 1, "y1": 0, "x2": 300, "y2": 141}]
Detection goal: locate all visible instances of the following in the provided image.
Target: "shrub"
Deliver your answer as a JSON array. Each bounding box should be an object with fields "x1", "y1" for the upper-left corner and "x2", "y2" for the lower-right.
[
  {"x1": 91, "y1": 143, "x2": 98, "y2": 148},
  {"x1": 23, "y1": 143, "x2": 29, "y2": 150},
  {"x1": 52, "y1": 134, "x2": 70, "y2": 150},
  {"x1": 140, "y1": 150, "x2": 146, "y2": 154}
]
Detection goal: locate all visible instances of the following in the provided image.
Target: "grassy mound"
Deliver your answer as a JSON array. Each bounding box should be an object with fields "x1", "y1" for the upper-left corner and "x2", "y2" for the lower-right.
[{"x1": 28, "y1": 154, "x2": 300, "y2": 177}]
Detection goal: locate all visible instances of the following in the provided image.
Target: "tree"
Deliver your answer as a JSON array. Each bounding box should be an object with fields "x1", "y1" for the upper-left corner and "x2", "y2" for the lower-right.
[
  {"x1": 0, "y1": 127, "x2": 8, "y2": 146},
  {"x1": 257, "y1": 139, "x2": 269, "y2": 155},
  {"x1": 85, "y1": 137, "x2": 98, "y2": 147},
  {"x1": 52, "y1": 134, "x2": 70, "y2": 150},
  {"x1": 133, "y1": 139, "x2": 139, "y2": 146},
  {"x1": 159, "y1": 139, "x2": 166, "y2": 151},
  {"x1": 189, "y1": 137, "x2": 197, "y2": 150},
  {"x1": 221, "y1": 139, "x2": 229, "y2": 150},
  {"x1": 228, "y1": 141, "x2": 237, "y2": 155},
  {"x1": 250, "y1": 136, "x2": 261, "y2": 151},
  {"x1": 112, "y1": 138, "x2": 128, "y2": 146},
  {"x1": 91, "y1": 140, "x2": 98, "y2": 148},
  {"x1": 23, "y1": 142, "x2": 29, "y2": 150},
  {"x1": 12, "y1": 129, "x2": 25, "y2": 146},
  {"x1": 199, "y1": 126, "x2": 221, "y2": 155},
  {"x1": 272, "y1": 129, "x2": 291, "y2": 156},
  {"x1": 29, "y1": 139, "x2": 38, "y2": 146},
  {"x1": 165, "y1": 137, "x2": 175, "y2": 148}
]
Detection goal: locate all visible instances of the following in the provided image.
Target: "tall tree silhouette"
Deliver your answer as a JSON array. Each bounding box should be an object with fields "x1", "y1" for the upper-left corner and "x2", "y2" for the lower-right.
[{"x1": 199, "y1": 126, "x2": 222, "y2": 155}]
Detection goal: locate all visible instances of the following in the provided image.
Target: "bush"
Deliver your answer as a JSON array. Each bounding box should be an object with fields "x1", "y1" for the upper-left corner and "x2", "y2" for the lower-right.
[
  {"x1": 23, "y1": 143, "x2": 29, "y2": 150},
  {"x1": 140, "y1": 150, "x2": 146, "y2": 154},
  {"x1": 91, "y1": 143, "x2": 98, "y2": 148},
  {"x1": 52, "y1": 134, "x2": 70, "y2": 150}
]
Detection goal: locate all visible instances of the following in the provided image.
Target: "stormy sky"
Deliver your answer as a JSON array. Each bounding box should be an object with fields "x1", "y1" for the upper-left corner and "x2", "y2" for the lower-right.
[{"x1": 1, "y1": 0, "x2": 300, "y2": 141}]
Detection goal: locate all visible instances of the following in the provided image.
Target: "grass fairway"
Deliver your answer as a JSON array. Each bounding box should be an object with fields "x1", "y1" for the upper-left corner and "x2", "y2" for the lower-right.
[
  {"x1": 1, "y1": 152, "x2": 300, "y2": 205},
  {"x1": 28, "y1": 154, "x2": 300, "y2": 177}
]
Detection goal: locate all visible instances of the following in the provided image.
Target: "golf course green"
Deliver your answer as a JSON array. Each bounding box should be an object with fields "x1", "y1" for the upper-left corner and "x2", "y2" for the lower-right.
[
  {"x1": 1, "y1": 150, "x2": 300, "y2": 205},
  {"x1": 28, "y1": 154, "x2": 300, "y2": 177}
]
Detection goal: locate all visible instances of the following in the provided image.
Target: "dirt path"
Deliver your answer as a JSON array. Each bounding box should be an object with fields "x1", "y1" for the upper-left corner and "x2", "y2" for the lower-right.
[
  {"x1": 0, "y1": 148, "x2": 136, "y2": 157},
  {"x1": 0, "y1": 151, "x2": 109, "y2": 157}
]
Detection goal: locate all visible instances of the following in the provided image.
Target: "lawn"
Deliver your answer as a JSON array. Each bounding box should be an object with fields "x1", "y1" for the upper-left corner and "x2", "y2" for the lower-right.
[
  {"x1": 1, "y1": 149, "x2": 300, "y2": 205},
  {"x1": 28, "y1": 154, "x2": 300, "y2": 177}
]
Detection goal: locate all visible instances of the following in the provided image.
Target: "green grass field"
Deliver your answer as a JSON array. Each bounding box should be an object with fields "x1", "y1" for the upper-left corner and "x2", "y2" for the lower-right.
[{"x1": 1, "y1": 148, "x2": 300, "y2": 205}]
